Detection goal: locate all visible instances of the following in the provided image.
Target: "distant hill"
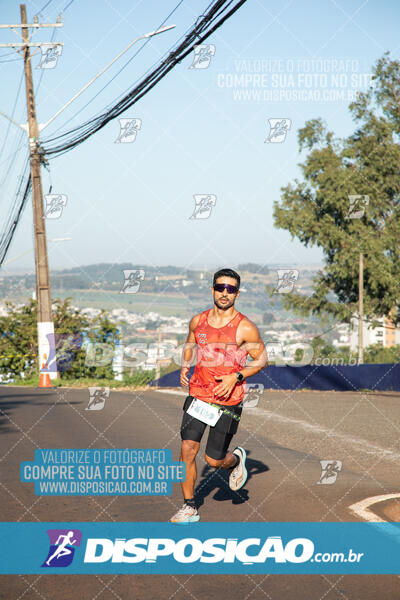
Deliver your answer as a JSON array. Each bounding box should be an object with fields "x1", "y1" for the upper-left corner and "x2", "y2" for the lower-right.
[
  {"x1": 58, "y1": 263, "x2": 183, "y2": 281},
  {"x1": 237, "y1": 263, "x2": 269, "y2": 275},
  {"x1": 0, "y1": 263, "x2": 279, "y2": 293}
]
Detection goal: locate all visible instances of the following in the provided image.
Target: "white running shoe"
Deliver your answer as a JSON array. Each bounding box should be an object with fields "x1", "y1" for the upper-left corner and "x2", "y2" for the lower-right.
[
  {"x1": 229, "y1": 447, "x2": 248, "y2": 491},
  {"x1": 170, "y1": 503, "x2": 200, "y2": 524}
]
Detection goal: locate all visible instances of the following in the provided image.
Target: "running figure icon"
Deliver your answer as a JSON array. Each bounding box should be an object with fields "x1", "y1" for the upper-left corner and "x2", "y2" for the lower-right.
[{"x1": 45, "y1": 531, "x2": 77, "y2": 566}]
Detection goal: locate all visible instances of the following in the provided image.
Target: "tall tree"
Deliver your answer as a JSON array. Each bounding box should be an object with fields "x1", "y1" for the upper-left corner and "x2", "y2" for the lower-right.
[{"x1": 273, "y1": 53, "x2": 400, "y2": 325}]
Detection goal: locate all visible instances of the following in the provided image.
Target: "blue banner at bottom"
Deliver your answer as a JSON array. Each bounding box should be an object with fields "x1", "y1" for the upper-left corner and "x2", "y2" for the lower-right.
[{"x1": 1, "y1": 522, "x2": 399, "y2": 574}]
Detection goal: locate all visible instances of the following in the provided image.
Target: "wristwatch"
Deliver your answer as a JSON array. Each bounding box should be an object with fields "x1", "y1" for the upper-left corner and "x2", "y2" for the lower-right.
[{"x1": 236, "y1": 371, "x2": 244, "y2": 383}]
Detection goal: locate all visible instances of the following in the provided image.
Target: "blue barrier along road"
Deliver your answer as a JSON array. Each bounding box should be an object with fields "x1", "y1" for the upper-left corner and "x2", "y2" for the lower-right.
[{"x1": 150, "y1": 363, "x2": 400, "y2": 392}]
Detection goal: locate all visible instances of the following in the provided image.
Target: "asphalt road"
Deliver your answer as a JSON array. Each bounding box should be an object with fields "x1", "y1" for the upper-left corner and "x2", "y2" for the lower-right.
[{"x1": 0, "y1": 385, "x2": 399, "y2": 599}]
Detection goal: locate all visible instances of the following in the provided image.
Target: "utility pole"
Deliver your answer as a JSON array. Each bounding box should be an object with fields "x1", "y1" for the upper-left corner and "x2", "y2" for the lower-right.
[
  {"x1": 155, "y1": 326, "x2": 162, "y2": 382},
  {"x1": 0, "y1": 7, "x2": 174, "y2": 380},
  {"x1": 358, "y1": 252, "x2": 364, "y2": 365},
  {"x1": 20, "y1": 4, "x2": 61, "y2": 378}
]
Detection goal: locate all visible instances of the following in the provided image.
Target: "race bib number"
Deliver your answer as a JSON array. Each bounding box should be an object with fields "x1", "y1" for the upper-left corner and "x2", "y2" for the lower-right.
[{"x1": 187, "y1": 398, "x2": 222, "y2": 426}]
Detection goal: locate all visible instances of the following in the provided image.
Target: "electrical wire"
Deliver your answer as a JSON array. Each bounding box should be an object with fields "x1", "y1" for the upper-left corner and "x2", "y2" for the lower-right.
[
  {"x1": 0, "y1": 161, "x2": 31, "y2": 267},
  {"x1": 0, "y1": 0, "x2": 248, "y2": 267},
  {"x1": 48, "y1": 0, "x2": 185, "y2": 137},
  {"x1": 0, "y1": 0, "x2": 75, "y2": 268},
  {"x1": 42, "y1": 0, "x2": 247, "y2": 157},
  {"x1": 0, "y1": 56, "x2": 23, "y2": 63},
  {"x1": 0, "y1": 67, "x2": 25, "y2": 184},
  {"x1": 36, "y1": 0, "x2": 75, "y2": 18},
  {"x1": 35, "y1": 0, "x2": 56, "y2": 17},
  {"x1": 0, "y1": 50, "x2": 21, "y2": 57},
  {"x1": 36, "y1": 25, "x2": 57, "y2": 95},
  {"x1": 0, "y1": 6, "x2": 57, "y2": 194},
  {"x1": 62, "y1": 0, "x2": 75, "y2": 12}
]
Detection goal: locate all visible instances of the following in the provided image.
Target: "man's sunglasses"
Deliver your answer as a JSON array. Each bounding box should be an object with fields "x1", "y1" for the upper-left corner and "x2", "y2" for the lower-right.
[{"x1": 213, "y1": 283, "x2": 238, "y2": 294}]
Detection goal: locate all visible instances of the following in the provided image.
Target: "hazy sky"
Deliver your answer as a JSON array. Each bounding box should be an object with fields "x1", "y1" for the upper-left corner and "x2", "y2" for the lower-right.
[{"x1": 0, "y1": 0, "x2": 399, "y2": 275}]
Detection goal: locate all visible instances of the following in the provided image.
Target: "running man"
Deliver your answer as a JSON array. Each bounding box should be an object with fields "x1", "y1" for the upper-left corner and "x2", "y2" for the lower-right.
[
  {"x1": 45, "y1": 531, "x2": 77, "y2": 565},
  {"x1": 171, "y1": 268, "x2": 268, "y2": 524}
]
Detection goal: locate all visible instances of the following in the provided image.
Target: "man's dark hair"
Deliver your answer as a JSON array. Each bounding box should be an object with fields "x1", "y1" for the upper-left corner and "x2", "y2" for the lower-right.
[{"x1": 213, "y1": 268, "x2": 240, "y2": 289}]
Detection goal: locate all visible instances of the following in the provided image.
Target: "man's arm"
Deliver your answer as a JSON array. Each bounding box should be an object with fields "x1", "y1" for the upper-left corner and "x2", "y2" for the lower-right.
[
  {"x1": 237, "y1": 319, "x2": 268, "y2": 380},
  {"x1": 180, "y1": 315, "x2": 199, "y2": 388}
]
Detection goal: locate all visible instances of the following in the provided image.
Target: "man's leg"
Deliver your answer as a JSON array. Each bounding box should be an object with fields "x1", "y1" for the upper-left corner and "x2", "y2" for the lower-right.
[
  {"x1": 170, "y1": 405, "x2": 205, "y2": 523},
  {"x1": 204, "y1": 450, "x2": 237, "y2": 470},
  {"x1": 180, "y1": 439, "x2": 200, "y2": 499},
  {"x1": 204, "y1": 427, "x2": 248, "y2": 491}
]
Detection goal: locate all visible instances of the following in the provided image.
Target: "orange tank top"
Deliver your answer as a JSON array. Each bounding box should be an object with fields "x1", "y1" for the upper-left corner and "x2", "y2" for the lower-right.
[{"x1": 189, "y1": 308, "x2": 248, "y2": 406}]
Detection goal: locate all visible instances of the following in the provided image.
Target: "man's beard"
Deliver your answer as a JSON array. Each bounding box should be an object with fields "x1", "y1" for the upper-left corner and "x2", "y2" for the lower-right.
[{"x1": 214, "y1": 298, "x2": 234, "y2": 311}]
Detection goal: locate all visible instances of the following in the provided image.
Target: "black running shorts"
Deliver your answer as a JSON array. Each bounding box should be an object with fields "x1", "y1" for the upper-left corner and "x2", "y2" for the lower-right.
[{"x1": 180, "y1": 395, "x2": 242, "y2": 460}]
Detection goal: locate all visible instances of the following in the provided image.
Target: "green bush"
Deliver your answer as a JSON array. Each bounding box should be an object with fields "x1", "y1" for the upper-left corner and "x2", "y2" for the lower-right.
[{"x1": 0, "y1": 298, "x2": 119, "y2": 380}]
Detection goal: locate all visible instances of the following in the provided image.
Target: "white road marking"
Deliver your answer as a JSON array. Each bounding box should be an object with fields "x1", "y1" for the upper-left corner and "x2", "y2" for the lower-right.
[
  {"x1": 154, "y1": 389, "x2": 186, "y2": 396},
  {"x1": 155, "y1": 389, "x2": 400, "y2": 464},
  {"x1": 155, "y1": 390, "x2": 400, "y2": 524},
  {"x1": 252, "y1": 407, "x2": 400, "y2": 464},
  {"x1": 349, "y1": 494, "x2": 400, "y2": 523}
]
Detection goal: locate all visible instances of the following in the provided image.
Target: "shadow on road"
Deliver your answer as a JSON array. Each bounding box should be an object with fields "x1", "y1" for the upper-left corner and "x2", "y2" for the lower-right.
[
  {"x1": 195, "y1": 450, "x2": 269, "y2": 509},
  {"x1": 0, "y1": 394, "x2": 40, "y2": 434},
  {"x1": 0, "y1": 391, "x2": 80, "y2": 434}
]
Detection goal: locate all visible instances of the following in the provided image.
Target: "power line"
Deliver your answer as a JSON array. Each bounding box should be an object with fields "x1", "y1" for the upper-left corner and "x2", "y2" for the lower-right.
[
  {"x1": 48, "y1": 0, "x2": 185, "y2": 137},
  {"x1": 62, "y1": 0, "x2": 75, "y2": 12},
  {"x1": 0, "y1": 0, "x2": 248, "y2": 271},
  {"x1": 0, "y1": 141, "x2": 25, "y2": 170},
  {"x1": 35, "y1": 0, "x2": 56, "y2": 17},
  {"x1": 42, "y1": 0, "x2": 247, "y2": 157},
  {"x1": 0, "y1": 162, "x2": 31, "y2": 267},
  {"x1": 0, "y1": 67, "x2": 24, "y2": 183},
  {"x1": 0, "y1": 50, "x2": 20, "y2": 57},
  {"x1": 0, "y1": 5, "x2": 64, "y2": 380},
  {"x1": 0, "y1": 55, "x2": 23, "y2": 63},
  {"x1": 37, "y1": 24, "x2": 56, "y2": 95},
  {"x1": 0, "y1": 0, "x2": 73, "y2": 270},
  {"x1": 36, "y1": 0, "x2": 75, "y2": 18},
  {"x1": 0, "y1": 11, "x2": 59, "y2": 191}
]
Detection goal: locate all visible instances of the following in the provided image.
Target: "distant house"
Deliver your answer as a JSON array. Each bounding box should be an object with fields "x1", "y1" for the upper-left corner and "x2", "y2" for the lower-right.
[
  {"x1": 349, "y1": 314, "x2": 400, "y2": 350},
  {"x1": 332, "y1": 323, "x2": 351, "y2": 347}
]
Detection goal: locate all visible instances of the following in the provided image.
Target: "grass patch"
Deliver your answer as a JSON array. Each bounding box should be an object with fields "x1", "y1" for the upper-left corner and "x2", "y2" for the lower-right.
[{"x1": 6, "y1": 369, "x2": 157, "y2": 390}]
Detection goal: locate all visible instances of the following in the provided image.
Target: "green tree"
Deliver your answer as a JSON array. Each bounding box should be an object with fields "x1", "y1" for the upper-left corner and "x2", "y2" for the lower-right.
[
  {"x1": 273, "y1": 53, "x2": 400, "y2": 325},
  {"x1": 0, "y1": 301, "x2": 38, "y2": 379},
  {"x1": 363, "y1": 343, "x2": 400, "y2": 364},
  {"x1": 310, "y1": 337, "x2": 337, "y2": 361},
  {"x1": 0, "y1": 298, "x2": 118, "y2": 380}
]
